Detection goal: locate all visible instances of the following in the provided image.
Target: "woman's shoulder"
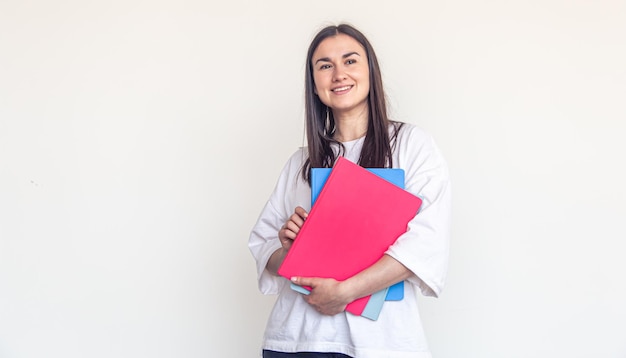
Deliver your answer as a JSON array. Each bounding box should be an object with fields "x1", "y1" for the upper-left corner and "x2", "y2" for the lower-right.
[
  {"x1": 286, "y1": 146, "x2": 308, "y2": 166},
  {"x1": 391, "y1": 121, "x2": 433, "y2": 143},
  {"x1": 275, "y1": 147, "x2": 308, "y2": 178}
]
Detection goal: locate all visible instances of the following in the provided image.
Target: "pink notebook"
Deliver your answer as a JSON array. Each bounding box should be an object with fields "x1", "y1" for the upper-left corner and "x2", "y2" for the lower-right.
[{"x1": 277, "y1": 157, "x2": 422, "y2": 315}]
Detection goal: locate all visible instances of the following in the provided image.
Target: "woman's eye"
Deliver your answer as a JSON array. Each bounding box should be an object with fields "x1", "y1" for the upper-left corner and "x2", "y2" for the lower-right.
[
  {"x1": 346, "y1": 59, "x2": 356, "y2": 65},
  {"x1": 319, "y1": 64, "x2": 332, "y2": 70}
]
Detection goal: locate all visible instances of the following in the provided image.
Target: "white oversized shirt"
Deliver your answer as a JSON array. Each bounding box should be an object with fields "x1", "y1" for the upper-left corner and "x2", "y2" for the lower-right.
[{"x1": 248, "y1": 123, "x2": 451, "y2": 358}]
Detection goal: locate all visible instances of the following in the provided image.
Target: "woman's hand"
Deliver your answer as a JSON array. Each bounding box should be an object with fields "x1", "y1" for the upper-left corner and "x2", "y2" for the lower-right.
[
  {"x1": 291, "y1": 255, "x2": 414, "y2": 316},
  {"x1": 266, "y1": 207, "x2": 308, "y2": 275},
  {"x1": 278, "y1": 206, "x2": 308, "y2": 251},
  {"x1": 291, "y1": 276, "x2": 354, "y2": 316}
]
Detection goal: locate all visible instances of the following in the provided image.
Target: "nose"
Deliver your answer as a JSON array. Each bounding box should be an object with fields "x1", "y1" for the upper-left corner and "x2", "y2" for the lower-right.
[{"x1": 332, "y1": 66, "x2": 347, "y2": 82}]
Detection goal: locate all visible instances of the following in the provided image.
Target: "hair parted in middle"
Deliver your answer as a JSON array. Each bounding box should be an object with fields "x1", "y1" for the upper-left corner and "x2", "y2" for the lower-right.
[{"x1": 301, "y1": 23, "x2": 403, "y2": 185}]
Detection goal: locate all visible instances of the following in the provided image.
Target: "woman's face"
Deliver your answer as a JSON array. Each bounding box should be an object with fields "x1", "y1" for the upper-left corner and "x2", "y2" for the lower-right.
[{"x1": 311, "y1": 34, "x2": 370, "y2": 117}]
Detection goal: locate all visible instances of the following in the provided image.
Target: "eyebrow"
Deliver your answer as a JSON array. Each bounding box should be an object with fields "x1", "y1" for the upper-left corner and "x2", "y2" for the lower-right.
[{"x1": 314, "y1": 51, "x2": 361, "y2": 65}]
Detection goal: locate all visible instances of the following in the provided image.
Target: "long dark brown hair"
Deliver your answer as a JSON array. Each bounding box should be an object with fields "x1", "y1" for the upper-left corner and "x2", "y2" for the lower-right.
[{"x1": 302, "y1": 24, "x2": 403, "y2": 184}]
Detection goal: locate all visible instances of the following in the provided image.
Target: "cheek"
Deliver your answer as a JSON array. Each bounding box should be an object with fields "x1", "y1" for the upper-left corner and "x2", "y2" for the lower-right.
[
  {"x1": 313, "y1": 70, "x2": 334, "y2": 86},
  {"x1": 357, "y1": 69, "x2": 370, "y2": 83},
  {"x1": 358, "y1": 73, "x2": 370, "y2": 91},
  {"x1": 312, "y1": 74, "x2": 324, "y2": 91},
  {"x1": 312, "y1": 79, "x2": 326, "y2": 98}
]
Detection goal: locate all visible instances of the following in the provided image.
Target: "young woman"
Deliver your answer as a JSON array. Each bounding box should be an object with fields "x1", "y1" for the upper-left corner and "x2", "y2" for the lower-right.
[{"x1": 249, "y1": 23, "x2": 451, "y2": 358}]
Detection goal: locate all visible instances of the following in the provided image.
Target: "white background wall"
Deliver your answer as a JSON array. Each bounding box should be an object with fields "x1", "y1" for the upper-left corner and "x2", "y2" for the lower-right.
[{"x1": 1, "y1": 1, "x2": 625, "y2": 357}]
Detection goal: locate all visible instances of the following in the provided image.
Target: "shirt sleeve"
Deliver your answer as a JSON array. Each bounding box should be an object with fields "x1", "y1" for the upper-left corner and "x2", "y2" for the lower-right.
[
  {"x1": 248, "y1": 151, "x2": 307, "y2": 295},
  {"x1": 249, "y1": 199, "x2": 287, "y2": 295},
  {"x1": 385, "y1": 125, "x2": 452, "y2": 297}
]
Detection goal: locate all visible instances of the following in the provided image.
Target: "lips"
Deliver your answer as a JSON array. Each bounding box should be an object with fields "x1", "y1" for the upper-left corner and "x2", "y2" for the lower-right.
[{"x1": 332, "y1": 85, "x2": 353, "y2": 93}]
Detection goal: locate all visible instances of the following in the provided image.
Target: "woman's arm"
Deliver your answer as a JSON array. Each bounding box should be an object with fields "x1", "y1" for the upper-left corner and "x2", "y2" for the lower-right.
[
  {"x1": 292, "y1": 254, "x2": 413, "y2": 315},
  {"x1": 274, "y1": 205, "x2": 414, "y2": 315},
  {"x1": 292, "y1": 126, "x2": 451, "y2": 314}
]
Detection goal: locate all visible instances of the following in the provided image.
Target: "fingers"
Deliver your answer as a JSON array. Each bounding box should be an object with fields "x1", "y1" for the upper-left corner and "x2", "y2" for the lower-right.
[
  {"x1": 288, "y1": 207, "x2": 308, "y2": 230},
  {"x1": 277, "y1": 220, "x2": 299, "y2": 251},
  {"x1": 292, "y1": 276, "x2": 347, "y2": 316},
  {"x1": 294, "y1": 206, "x2": 308, "y2": 220},
  {"x1": 278, "y1": 207, "x2": 309, "y2": 251},
  {"x1": 283, "y1": 218, "x2": 302, "y2": 236},
  {"x1": 291, "y1": 276, "x2": 312, "y2": 287},
  {"x1": 278, "y1": 227, "x2": 295, "y2": 250}
]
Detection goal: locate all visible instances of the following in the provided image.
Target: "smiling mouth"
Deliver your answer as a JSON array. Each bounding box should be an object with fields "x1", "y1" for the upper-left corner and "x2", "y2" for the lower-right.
[{"x1": 332, "y1": 85, "x2": 353, "y2": 93}]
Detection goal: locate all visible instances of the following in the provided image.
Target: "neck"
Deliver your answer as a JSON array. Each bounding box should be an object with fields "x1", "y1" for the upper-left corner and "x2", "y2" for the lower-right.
[{"x1": 332, "y1": 106, "x2": 369, "y2": 142}]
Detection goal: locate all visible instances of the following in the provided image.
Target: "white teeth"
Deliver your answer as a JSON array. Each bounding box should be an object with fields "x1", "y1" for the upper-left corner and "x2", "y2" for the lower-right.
[{"x1": 333, "y1": 86, "x2": 351, "y2": 92}]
